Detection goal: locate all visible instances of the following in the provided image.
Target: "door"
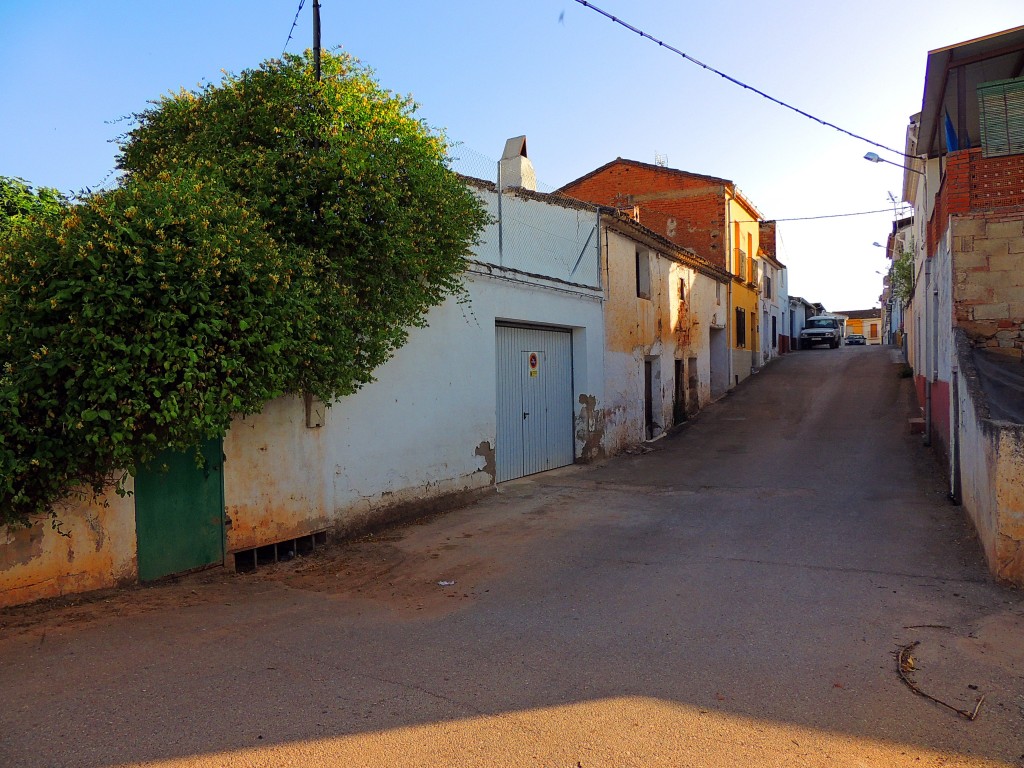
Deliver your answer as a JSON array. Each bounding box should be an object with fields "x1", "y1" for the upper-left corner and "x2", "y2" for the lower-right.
[
  {"x1": 496, "y1": 325, "x2": 574, "y2": 482},
  {"x1": 135, "y1": 437, "x2": 225, "y2": 581},
  {"x1": 644, "y1": 360, "x2": 654, "y2": 439}
]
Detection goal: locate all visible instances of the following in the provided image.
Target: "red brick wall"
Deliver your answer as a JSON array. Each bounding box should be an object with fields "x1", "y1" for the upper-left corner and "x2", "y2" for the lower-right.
[
  {"x1": 759, "y1": 221, "x2": 777, "y2": 259},
  {"x1": 561, "y1": 162, "x2": 728, "y2": 269},
  {"x1": 929, "y1": 149, "x2": 1024, "y2": 254}
]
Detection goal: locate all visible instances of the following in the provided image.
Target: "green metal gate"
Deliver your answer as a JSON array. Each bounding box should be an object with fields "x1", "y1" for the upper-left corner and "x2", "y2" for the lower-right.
[{"x1": 135, "y1": 437, "x2": 225, "y2": 581}]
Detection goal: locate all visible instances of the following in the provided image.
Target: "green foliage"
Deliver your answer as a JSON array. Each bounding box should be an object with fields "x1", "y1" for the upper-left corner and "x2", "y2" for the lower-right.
[
  {"x1": 119, "y1": 50, "x2": 488, "y2": 400},
  {"x1": 0, "y1": 177, "x2": 67, "y2": 237},
  {"x1": 890, "y1": 244, "x2": 915, "y2": 303},
  {"x1": 0, "y1": 174, "x2": 299, "y2": 526}
]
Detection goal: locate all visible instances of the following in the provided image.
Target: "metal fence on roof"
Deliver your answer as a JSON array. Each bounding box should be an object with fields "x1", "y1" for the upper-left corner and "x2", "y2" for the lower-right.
[{"x1": 448, "y1": 144, "x2": 601, "y2": 290}]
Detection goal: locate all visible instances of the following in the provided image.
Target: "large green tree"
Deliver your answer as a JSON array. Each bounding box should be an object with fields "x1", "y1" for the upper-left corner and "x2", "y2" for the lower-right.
[{"x1": 119, "y1": 50, "x2": 487, "y2": 400}]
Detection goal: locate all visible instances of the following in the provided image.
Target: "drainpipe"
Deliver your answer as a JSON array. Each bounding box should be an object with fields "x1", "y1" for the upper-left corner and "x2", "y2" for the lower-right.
[
  {"x1": 950, "y1": 360, "x2": 961, "y2": 504},
  {"x1": 923, "y1": 255, "x2": 932, "y2": 447}
]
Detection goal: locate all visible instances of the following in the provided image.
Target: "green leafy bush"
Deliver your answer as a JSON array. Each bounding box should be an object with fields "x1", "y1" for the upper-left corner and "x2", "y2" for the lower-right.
[
  {"x1": 0, "y1": 177, "x2": 66, "y2": 237},
  {"x1": 0, "y1": 174, "x2": 296, "y2": 526}
]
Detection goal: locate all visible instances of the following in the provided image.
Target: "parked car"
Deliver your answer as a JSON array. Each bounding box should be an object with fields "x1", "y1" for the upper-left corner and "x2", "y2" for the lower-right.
[
  {"x1": 800, "y1": 316, "x2": 843, "y2": 349},
  {"x1": 846, "y1": 334, "x2": 866, "y2": 345}
]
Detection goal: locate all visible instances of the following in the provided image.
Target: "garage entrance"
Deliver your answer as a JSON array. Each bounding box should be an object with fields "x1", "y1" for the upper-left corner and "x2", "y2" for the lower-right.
[{"x1": 495, "y1": 325, "x2": 574, "y2": 482}]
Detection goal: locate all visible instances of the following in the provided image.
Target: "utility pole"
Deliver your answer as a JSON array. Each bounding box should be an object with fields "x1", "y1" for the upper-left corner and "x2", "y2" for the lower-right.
[{"x1": 313, "y1": 0, "x2": 321, "y2": 82}]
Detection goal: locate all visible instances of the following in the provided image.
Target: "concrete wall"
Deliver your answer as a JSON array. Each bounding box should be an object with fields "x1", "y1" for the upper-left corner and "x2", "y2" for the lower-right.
[
  {"x1": 0, "y1": 481, "x2": 137, "y2": 608},
  {"x1": 957, "y1": 334, "x2": 1024, "y2": 585}
]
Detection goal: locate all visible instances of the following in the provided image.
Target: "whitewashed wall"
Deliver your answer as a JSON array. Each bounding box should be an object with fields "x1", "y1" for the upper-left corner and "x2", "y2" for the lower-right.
[
  {"x1": 599, "y1": 226, "x2": 664, "y2": 453},
  {"x1": 1, "y1": 184, "x2": 609, "y2": 605}
]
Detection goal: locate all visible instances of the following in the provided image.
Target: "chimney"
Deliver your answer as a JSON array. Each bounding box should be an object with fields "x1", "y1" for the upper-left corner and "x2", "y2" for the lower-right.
[{"x1": 498, "y1": 136, "x2": 536, "y2": 191}]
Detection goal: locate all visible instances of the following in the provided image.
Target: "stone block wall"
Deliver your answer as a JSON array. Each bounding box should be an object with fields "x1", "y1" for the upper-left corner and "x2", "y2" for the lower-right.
[{"x1": 952, "y1": 214, "x2": 1024, "y2": 360}]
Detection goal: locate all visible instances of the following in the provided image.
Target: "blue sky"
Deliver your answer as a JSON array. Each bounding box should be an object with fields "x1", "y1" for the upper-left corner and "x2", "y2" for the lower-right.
[{"x1": 2, "y1": 1, "x2": 1021, "y2": 310}]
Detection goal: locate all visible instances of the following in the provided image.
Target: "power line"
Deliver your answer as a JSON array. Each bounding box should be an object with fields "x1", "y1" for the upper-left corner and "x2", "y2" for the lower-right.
[
  {"x1": 282, "y1": 0, "x2": 307, "y2": 56},
  {"x1": 571, "y1": 0, "x2": 912, "y2": 159},
  {"x1": 738, "y1": 206, "x2": 912, "y2": 224}
]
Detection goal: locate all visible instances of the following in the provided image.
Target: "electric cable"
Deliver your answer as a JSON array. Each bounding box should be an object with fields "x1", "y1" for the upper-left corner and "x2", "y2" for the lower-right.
[
  {"x1": 283, "y1": 0, "x2": 307, "y2": 56},
  {"x1": 571, "y1": 0, "x2": 913, "y2": 159},
  {"x1": 746, "y1": 206, "x2": 912, "y2": 224}
]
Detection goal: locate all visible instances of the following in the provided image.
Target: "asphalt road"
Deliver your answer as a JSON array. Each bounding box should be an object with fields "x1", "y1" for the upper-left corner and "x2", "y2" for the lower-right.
[{"x1": 2, "y1": 345, "x2": 1023, "y2": 768}]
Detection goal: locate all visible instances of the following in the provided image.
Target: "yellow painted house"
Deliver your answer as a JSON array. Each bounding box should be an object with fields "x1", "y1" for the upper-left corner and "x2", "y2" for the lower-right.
[
  {"x1": 837, "y1": 309, "x2": 883, "y2": 344},
  {"x1": 727, "y1": 190, "x2": 763, "y2": 382}
]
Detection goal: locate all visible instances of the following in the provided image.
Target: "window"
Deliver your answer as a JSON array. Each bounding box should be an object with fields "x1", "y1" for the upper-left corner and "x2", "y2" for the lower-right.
[
  {"x1": 733, "y1": 221, "x2": 740, "y2": 277},
  {"x1": 735, "y1": 307, "x2": 746, "y2": 348},
  {"x1": 764, "y1": 274, "x2": 772, "y2": 299},
  {"x1": 772, "y1": 315, "x2": 777, "y2": 346},
  {"x1": 747, "y1": 234, "x2": 754, "y2": 281},
  {"x1": 978, "y1": 77, "x2": 1024, "y2": 158},
  {"x1": 678, "y1": 277, "x2": 686, "y2": 303},
  {"x1": 737, "y1": 249, "x2": 747, "y2": 281},
  {"x1": 806, "y1": 317, "x2": 839, "y2": 329},
  {"x1": 635, "y1": 248, "x2": 651, "y2": 300}
]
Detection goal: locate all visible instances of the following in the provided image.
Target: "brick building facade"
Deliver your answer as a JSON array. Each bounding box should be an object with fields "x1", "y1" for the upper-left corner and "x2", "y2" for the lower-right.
[{"x1": 558, "y1": 159, "x2": 771, "y2": 383}]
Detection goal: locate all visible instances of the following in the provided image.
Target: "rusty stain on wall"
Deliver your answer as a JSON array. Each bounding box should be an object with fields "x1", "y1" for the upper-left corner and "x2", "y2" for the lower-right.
[
  {"x1": 0, "y1": 486, "x2": 138, "y2": 608},
  {"x1": 576, "y1": 394, "x2": 606, "y2": 462},
  {"x1": 223, "y1": 504, "x2": 330, "y2": 554},
  {"x1": 474, "y1": 440, "x2": 496, "y2": 482},
  {"x1": 223, "y1": 397, "x2": 331, "y2": 553}
]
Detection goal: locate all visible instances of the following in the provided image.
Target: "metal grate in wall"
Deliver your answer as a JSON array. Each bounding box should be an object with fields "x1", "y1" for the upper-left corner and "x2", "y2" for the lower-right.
[{"x1": 233, "y1": 530, "x2": 328, "y2": 573}]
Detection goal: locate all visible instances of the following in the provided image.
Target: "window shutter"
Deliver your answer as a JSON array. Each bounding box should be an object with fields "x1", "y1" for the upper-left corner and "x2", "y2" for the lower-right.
[{"x1": 978, "y1": 77, "x2": 1024, "y2": 158}]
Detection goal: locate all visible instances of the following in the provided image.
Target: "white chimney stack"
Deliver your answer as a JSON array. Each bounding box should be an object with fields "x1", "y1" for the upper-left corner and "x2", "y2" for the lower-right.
[{"x1": 498, "y1": 136, "x2": 536, "y2": 191}]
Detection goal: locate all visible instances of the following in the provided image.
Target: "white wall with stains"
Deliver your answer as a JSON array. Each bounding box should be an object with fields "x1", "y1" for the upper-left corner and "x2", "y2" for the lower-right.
[{"x1": 599, "y1": 220, "x2": 726, "y2": 455}]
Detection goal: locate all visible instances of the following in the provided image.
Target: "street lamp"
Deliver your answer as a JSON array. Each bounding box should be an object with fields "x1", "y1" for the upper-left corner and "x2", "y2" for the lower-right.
[{"x1": 864, "y1": 152, "x2": 925, "y2": 175}]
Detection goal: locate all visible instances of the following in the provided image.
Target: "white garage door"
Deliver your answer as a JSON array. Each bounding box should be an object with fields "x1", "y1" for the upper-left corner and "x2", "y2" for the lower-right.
[{"x1": 495, "y1": 325, "x2": 574, "y2": 482}]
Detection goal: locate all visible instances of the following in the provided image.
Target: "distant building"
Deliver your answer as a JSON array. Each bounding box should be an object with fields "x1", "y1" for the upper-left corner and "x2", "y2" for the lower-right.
[{"x1": 834, "y1": 308, "x2": 883, "y2": 344}]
